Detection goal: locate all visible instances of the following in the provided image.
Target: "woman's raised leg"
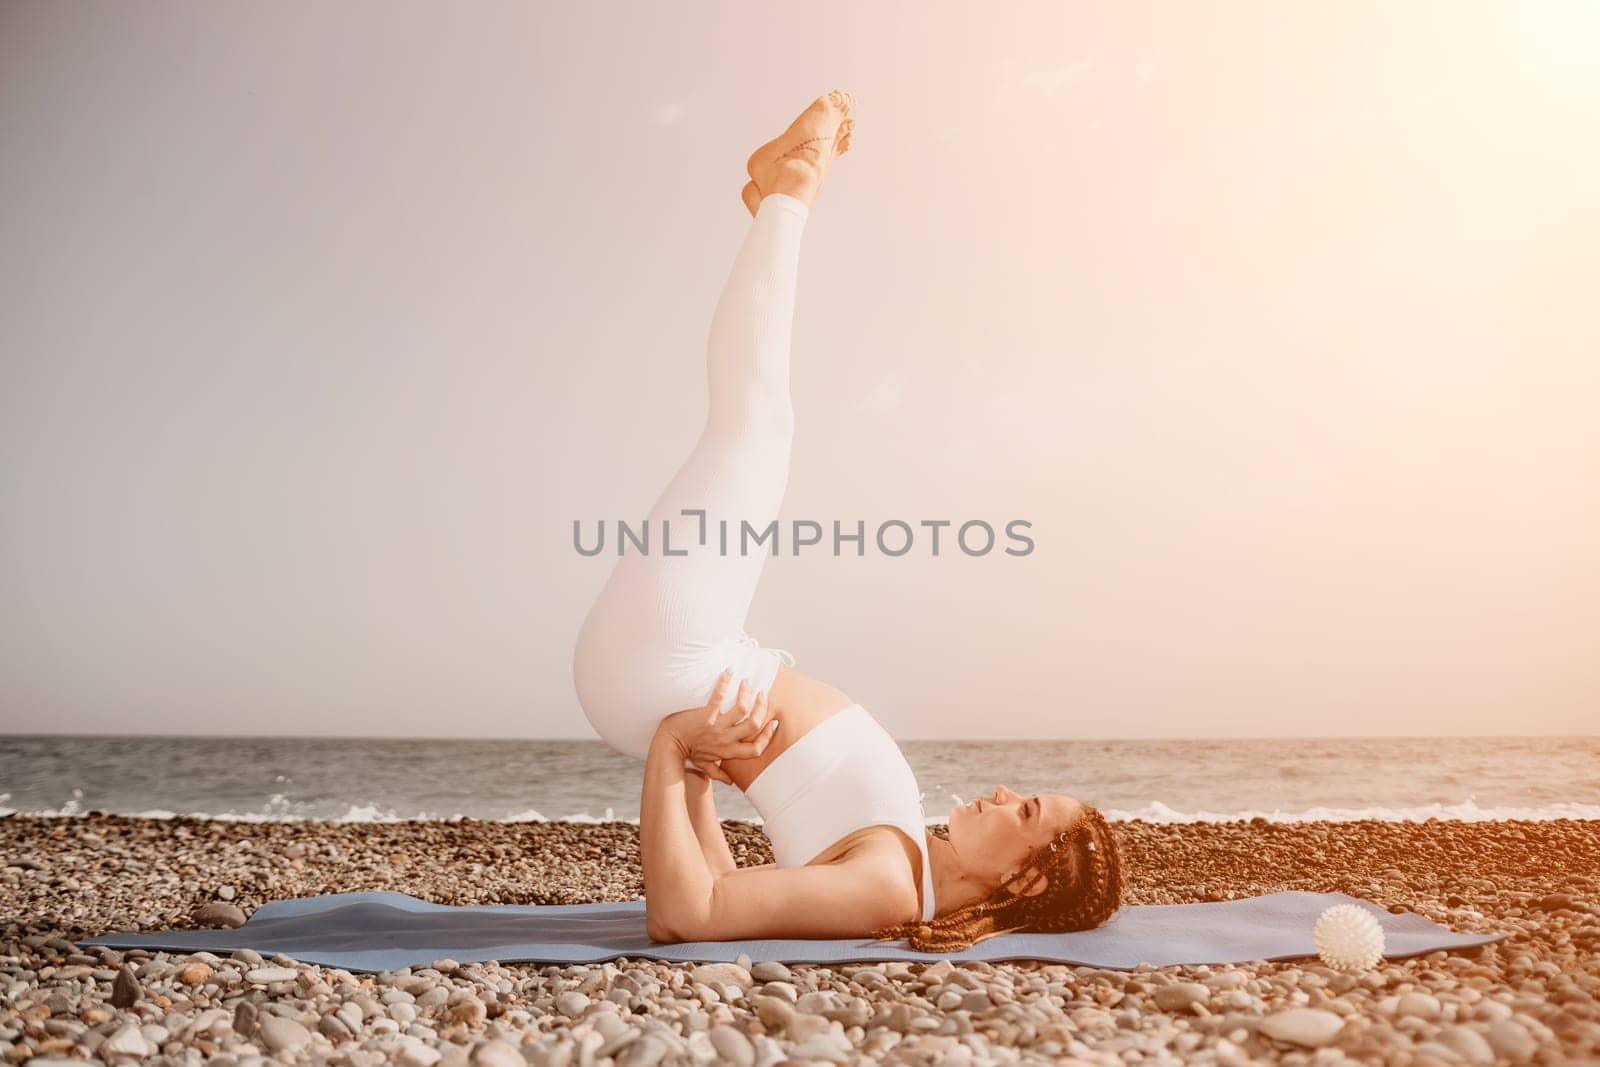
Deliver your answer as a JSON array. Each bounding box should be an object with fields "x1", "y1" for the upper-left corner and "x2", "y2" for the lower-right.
[
  {"x1": 573, "y1": 92, "x2": 856, "y2": 760},
  {"x1": 572, "y1": 194, "x2": 810, "y2": 757},
  {"x1": 642, "y1": 192, "x2": 809, "y2": 626}
]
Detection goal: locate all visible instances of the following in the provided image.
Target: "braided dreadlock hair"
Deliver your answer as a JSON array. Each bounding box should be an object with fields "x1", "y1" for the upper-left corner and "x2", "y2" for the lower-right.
[{"x1": 870, "y1": 803, "x2": 1124, "y2": 952}]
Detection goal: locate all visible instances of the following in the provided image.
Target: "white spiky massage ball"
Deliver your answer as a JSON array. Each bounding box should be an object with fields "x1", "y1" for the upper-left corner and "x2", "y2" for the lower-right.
[{"x1": 1314, "y1": 903, "x2": 1386, "y2": 972}]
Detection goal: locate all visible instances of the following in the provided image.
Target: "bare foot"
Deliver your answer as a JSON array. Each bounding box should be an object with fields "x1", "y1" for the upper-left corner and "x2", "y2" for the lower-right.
[{"x1": 741, "y1": 90, "x2": 856, "y2": 216}]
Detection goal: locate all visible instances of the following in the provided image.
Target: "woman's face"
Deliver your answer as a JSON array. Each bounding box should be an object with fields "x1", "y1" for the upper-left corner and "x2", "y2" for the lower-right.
[{"x1": 947, "y1": 784, "x2": 1087, "y2": 894}]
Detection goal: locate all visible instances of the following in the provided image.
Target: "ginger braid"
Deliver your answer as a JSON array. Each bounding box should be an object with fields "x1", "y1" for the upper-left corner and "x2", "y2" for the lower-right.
[{"x1": 870, "y1": 804, "x2": 1124, "y2": 952}]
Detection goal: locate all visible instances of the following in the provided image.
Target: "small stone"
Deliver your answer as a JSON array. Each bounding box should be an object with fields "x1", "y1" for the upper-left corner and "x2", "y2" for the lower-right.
[
  {"x1": 617, "y1": 1035, "x2": 667, "y2": 1067},
  {"x1": 177, "y1": 961, "x2": 213, "y2": 985},
  {"x1": 688, "y1": 962, "x2": 752, "y2": 990},
  {"x1": 245, "y1": 966, "x2": 298, "y2": 984},
  {"x1": 1257, "y1": 1008, "x2": 1343, "y2": 1048},
  {"x1": 960, "y1": 990, "x2": 993, "y2": 1013},
  {"x1": 1397, "y1": 992, "x2": 1443, "y2": 1021},
  {"x1": 823, "y1": 995, "x2": 873, "y2": 1027},
  {"x1": 788, "y1": 1031, "x2": 852, "y2": 1061},
  {"x1": 762, "y1": 980, "x2": 799, "y2": 1004},
  {"x1": 795, "y1": 991, "x2": 837, "y2": 1015},
  {"x1": 750, "y1": 961, "x2": 792, "y2": 982},
  {"x1": 1413, "y1": 1039, "x2": 1465, "y2": 1064},
  {"x1": 1486, "y1": 1019, "x2": 1537, "y2": 1061},
  {"x1": 554, "y1": 990, "x2": 590, "y2": 1018},
  {"x1": 470, "y1": 1039, "x2": 524, "y2": 1067},
  {"x1": 753, "y1": 995, "x2": 793, "y2": 1028},
  {"x1": 450, "y1": 996, "x2": 487, "y2": 1027},
  {"x1": 527, "y1": 1037, "x2": 579, "y2": 1067},
  {"x1": 1153, "y1": 982, "x2": 1210, "y2": 1012},
  {"x1": 110, "y1": 965, "x2": 142, "y2": 1008},
  {"x1": 232, "y1": 1000, "x2": 258, "y2": 1038},
  {"x1": 337, "y1": 1001, "x2": 365, "y2": 1032},
  {"x1": 1437, "y1": 1025, "x2": 1495, "y2": 1066},
  {"x1": 397, "y1": 1040, "x2": 444, "y2": 1067},
  {"x1": 257, "y1": 1015, "x2": 312, "y2": 1053},
  {"x1": 100, "y1": 1023, "x2": 152, "y2": 1058},
  {"x1": 194, "y1": 902, "x2": 247, "y2": 928},
  {"x1": 786, "y1": 1012, "x2": 832, "y2": 1042},
  {"x1": 708, "y1": 1024, "x2": 754, "y2": 1067},
  {"x1": 217, "y1": 884, "x2": 237, "y2": 901},
  {"x1": 879, "y1": 1002, "x2": 915, "y2": 1033},
  {"x1": 596, "y1": 1024, "x2": 641, "y2": 1059}
]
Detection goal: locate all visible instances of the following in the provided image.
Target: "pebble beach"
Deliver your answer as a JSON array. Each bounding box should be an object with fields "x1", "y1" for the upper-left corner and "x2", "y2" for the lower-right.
[{"x1": 2, "y1": 815, "x2": 1597, "y2": 1066}]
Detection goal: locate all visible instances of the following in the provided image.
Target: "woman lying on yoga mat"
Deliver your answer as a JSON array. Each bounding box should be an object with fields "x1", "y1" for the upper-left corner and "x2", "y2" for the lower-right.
[{"x1": 572, "y1": 90, "x2": 1123, "y2": 950}]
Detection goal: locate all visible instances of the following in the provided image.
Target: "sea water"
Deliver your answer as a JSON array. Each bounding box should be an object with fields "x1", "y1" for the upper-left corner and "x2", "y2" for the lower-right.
[{"x1": 3, "y1": 734, "x2": 1596, "y2": 823}]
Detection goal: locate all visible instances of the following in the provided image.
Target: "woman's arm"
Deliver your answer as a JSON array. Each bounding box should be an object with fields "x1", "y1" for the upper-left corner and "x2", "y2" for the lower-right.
[
  {"x1": 640, "y1": 724, "x2": 719, "y2": 942},
  {"x1": 641, "y1": 675, "x2": 788, "y2": 940},
  {"x1": 643, "y1": 716, "x2": 914, "y2": 944},
  {"x1": 683, "y1": 767, "x2": 739, "y2": 878}
]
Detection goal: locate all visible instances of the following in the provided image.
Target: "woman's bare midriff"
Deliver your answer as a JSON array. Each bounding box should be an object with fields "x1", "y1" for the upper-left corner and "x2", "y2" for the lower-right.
[{"x1": 717, "y1": 661, "x2": 851, "y2": 794}]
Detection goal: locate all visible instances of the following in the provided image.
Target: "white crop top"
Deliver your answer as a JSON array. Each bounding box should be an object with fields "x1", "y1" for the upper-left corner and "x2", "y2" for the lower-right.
[{"x1": 743, "y1": 703, "x2": 937, "y2": 923}]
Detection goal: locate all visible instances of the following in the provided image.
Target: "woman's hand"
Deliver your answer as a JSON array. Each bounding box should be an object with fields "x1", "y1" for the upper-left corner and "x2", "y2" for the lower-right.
[{"x1": 660, "y1": 670, "x2": 779, "y2": 784}]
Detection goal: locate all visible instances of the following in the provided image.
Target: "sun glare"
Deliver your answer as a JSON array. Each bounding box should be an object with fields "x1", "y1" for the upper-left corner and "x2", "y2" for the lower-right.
[{"x1": 1515, "y1": 0, "x2": 1600, "y2": 94}]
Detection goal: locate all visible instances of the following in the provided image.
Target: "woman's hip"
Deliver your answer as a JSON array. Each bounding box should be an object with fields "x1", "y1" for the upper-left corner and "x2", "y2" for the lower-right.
[{"x1": 572, "y1": 613, "x2": 788, "y2": 760}]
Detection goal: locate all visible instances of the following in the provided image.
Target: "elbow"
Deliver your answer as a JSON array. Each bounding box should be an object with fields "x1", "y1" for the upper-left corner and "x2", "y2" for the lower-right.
[
  {"x1": 647, "y1": 891, "x2": 714, "y2": 944},
  {"x1": 646, "y1": 914, "x2": 681, "y2": 944},
  {"x1": 645, "y1": 902, "x2": 687, "y2": 944}
]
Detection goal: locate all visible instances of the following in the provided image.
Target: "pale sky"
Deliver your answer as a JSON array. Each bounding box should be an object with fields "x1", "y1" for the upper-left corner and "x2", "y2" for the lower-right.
[{"x1": 2, "y1": 1, "x2": 1596, "y2": 739}]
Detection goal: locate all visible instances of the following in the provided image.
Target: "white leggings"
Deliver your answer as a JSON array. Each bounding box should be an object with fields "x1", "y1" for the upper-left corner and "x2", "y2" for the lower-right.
[{"x1": 572, "y1": 192, "x2": 810, "y2": 761}]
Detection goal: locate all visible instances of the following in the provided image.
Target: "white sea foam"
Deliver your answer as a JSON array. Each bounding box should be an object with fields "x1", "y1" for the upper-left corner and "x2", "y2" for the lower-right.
[{"x1": 1096, "y1": 799, "x2": 1600, "y2": 823}]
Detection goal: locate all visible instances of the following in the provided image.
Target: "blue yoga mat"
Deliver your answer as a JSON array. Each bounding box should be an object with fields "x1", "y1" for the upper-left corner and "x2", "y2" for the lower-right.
[{"x1": 77, "y1": 890, "x2": 1504, "y2": 973}]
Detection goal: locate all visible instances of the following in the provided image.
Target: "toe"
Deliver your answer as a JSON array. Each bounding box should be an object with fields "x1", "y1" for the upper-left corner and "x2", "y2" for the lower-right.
[{"x1": 741, "y1": 180, "x2": 762, "y2": 216}]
